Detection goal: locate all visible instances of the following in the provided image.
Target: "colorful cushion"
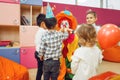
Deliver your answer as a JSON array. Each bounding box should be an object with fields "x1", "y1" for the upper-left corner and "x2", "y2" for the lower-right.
[{"x1": 89, "y1": 71, "x2": 118, "y2": 80}]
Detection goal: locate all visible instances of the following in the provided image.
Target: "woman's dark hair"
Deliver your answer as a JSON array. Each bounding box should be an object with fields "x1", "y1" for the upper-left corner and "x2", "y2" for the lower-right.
[{"x1": 86, "y1": 9, "x2": 97, "y2": 18}]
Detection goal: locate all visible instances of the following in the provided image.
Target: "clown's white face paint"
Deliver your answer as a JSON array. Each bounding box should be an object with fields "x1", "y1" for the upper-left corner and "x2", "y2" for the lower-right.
[{"x1": 60, "y1": 20, "x2": 70, "y2": 28}]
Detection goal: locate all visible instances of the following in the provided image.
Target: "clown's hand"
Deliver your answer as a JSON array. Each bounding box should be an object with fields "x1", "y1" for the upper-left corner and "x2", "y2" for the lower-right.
[
  {"x1": 67, "y1": 28, "x2": 73, "y2": 33},
  {"x1": 59, "y1": 27, "x2": 64, "y2": 32},
  {"x1": 59, "y1": 27, "x2": 67, "y2": 32}
]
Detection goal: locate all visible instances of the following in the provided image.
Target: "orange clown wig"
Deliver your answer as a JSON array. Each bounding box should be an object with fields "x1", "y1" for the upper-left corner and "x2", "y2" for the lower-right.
[{"x1": 56, "y1": 10, "x2": 77, "y2": 30}]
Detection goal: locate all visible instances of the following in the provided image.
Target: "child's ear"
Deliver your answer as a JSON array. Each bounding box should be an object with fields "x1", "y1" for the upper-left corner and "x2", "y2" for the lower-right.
[
  {"x1": 41, "y1": 21, "x2": 45, "y2": 26},
  {"x1": 95, "y1": 17, "x2": 98, "y2": 21}
]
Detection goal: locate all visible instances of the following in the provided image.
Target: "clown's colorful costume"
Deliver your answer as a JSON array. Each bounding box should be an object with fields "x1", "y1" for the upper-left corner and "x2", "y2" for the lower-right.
[{"x1": 56, "y1": 10, "x2": 79, "y2": 80}]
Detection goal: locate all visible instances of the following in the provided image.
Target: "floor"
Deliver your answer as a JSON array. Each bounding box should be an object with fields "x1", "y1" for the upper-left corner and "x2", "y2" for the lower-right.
[{"x1": 28, "y1": 60, "x2": 120, "y2": 80}]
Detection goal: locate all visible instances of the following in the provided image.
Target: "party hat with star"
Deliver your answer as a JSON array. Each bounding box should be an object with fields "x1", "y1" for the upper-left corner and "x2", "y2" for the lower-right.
[{"x1": 46, "y1": 3, "x2": 54, "y2": 18}]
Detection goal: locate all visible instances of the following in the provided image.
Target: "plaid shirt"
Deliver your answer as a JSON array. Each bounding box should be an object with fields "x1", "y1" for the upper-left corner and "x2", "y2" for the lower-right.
[{"x1": 39, "y1": 30, "x2": 69, "y2": 60}]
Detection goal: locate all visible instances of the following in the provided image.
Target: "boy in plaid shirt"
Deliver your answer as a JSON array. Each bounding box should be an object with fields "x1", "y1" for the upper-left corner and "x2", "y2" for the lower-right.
[{"x1": 39, "y1": 17, "x2": 71, "y2": 80}]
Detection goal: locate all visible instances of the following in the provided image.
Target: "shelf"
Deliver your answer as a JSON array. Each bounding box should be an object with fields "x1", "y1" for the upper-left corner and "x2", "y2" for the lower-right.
[
  {"x1": 20, "y1": 4, "x2": 42, "y2": 26},
  {"x1": 0, "y1": 25, "x2": 19, "y2": 42}
]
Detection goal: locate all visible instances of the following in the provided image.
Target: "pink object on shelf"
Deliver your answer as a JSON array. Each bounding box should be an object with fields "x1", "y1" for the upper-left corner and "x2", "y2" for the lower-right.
[{"x1": 0, "y1": 41, "x2": 11, "y2": 46}]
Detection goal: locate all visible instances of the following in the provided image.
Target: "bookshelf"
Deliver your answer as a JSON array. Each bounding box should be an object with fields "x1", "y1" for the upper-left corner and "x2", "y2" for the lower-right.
[{"x1": 20, "y1": 4, "x2": 41, "y2": 26}]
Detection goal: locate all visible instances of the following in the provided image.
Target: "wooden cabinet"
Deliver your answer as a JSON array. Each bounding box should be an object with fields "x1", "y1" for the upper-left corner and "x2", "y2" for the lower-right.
[
  {"x1": 20, "y1": 47, "x2": 37, "y2": 68},
  {"x1": 20, "y1": 0, "x2": 42, "y2": 6},
  {"x1": 0, "y1": 47, "x2": 20, "y2": 63},
  {"x1": 20, "y1": 3, "x2": 42, "y2": 68},
  {"x1": 0, "y1": 2, "x2": 20, "y2": 26},
  {"x1": 0, "y1": 1, "x2": 42, "y2": 68},
  {"x1": 19, "y1": 26, "x2": 38, "y2": 68},
  {"x1": 0, "y1": 0, "x2": 19, "y2": 4},
  {"x1": 20, "y1": 26, "x2": 38, "y2": 47},
  {"x1": 20, "y1": 4, "x2": 40, "y2": 67}
]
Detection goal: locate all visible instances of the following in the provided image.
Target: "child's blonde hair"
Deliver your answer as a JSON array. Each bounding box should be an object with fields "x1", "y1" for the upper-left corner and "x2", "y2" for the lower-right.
[{"x1": 76, "y1": 24, "x2": 96, "y2": 47}]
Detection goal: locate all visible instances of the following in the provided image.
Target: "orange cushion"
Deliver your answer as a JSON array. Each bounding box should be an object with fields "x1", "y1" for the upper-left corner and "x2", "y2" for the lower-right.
[
  {"x1": 89, "y1": 71, "x2": 118, "y2": 80},
  {"x1": 0, "y1": 56, "x2": 29, "y2": 80},
  {"x1": 103, "y1": 46, "x2": 120, "y2": 62},
  {"x1": 110, "y1": 75, "x2": 120, "y2": 80}
]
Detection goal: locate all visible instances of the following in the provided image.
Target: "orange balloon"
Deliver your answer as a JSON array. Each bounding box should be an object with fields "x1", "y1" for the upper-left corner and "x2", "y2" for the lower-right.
[
  {"x1": 97, "y1": 24, "x2": 120, "y2": 50},
  {"x1": 103, "y1": 45, "x2": 120, "y2": 62}
]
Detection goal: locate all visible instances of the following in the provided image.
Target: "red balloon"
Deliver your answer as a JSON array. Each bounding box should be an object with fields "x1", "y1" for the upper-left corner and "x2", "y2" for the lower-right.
[{"x1": 97, "y1": 24, "x2": 120, "y2": 50}]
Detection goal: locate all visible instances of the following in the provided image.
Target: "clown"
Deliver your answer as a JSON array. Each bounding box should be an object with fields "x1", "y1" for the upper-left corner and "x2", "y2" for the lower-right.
[{"x1": 56, "y1": 10, "x2": 79, "y2": 80}]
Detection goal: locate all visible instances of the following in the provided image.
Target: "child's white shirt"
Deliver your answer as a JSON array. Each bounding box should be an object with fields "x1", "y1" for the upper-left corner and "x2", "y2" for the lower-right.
[
  {"x1": 71, "y1": 45, "x2": 103, "y2": 80},
  {"x1": 93, "y1": 23, "x2": 101, "y2": 33},
  {"x1": 35, "y1": 27, "x2": 46, "y2": 52}
]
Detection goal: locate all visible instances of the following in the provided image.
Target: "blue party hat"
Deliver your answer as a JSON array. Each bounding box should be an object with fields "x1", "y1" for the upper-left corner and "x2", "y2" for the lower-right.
[{"x1": 46, "y1": 3, "x2": 54, "y2": 18}]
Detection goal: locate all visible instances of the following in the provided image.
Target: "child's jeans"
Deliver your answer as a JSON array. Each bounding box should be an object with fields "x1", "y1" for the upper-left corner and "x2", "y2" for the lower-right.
[
  {"x1": 34, "y1": 51, "x2": 43, "y2": 80},
  {"x1": 43, "y1": 58, "x2": 60, "y2": 80}
]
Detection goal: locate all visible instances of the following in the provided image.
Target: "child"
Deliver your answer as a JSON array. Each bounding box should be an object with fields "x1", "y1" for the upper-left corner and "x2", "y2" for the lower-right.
[
  {"x1": 86, "y1": 9, "x2": 100, "y2": 33},
  {"x1": 34, "y1": 13, "x2": 46, "y2": 80},
  {"x1": 71, "y1": 24, "x2": 103, "y2": 80},
  {"x1": 38, "y1": 17, "x2": 71, "y2": 80}
]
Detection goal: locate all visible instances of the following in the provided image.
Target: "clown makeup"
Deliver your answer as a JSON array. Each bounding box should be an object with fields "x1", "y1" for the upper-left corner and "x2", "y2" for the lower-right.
[{"x1": 60, "y1": 20, "x2": 70, "y2": 28}]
